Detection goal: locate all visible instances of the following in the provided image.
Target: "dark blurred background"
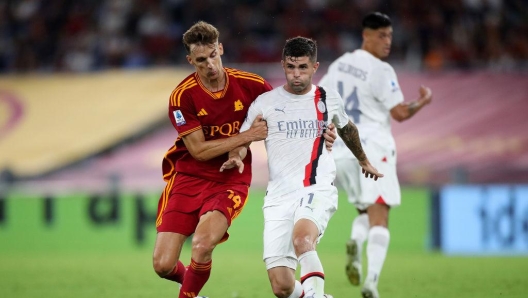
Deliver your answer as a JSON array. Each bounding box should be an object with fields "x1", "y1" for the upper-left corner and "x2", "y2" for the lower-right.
[{"x1": 2, "y1": 0, "x2": 527, "y2": 73}]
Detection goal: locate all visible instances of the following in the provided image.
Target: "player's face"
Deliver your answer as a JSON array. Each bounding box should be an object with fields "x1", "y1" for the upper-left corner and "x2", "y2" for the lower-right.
[
  {"x1": 282, "y1": 56, "x2": 319, "y2": 95},
  {"x1": 364, "y1": 26, "x2": 392, "y2": 59},
  {"x1": 187, "y1": 42, "x2": 224, "y2": 81}
]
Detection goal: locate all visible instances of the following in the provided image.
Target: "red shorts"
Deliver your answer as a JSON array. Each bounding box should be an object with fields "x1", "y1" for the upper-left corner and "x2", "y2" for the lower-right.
[{"x1": 156, "y1": 173, "x2": 249, "y2": 242}]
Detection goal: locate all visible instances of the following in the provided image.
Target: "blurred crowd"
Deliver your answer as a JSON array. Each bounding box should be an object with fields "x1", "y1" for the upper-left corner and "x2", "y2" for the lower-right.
[{"x1": 0, "y1": 0, "x2": 527, "y2": 73}]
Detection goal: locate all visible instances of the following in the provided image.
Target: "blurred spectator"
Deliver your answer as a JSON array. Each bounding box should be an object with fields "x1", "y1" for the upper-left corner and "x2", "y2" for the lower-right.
[{"x1": 0, "y1": 0, "x2": 526, "y2": 73}]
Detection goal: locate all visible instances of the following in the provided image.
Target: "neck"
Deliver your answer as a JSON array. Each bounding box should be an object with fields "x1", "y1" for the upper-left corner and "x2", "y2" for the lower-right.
[{"x1": 202, "y1": 69, "x2": 225, "y2": 92}]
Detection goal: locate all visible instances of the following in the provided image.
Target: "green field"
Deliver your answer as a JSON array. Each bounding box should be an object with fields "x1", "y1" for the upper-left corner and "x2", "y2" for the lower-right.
[{"x1": 1, "y1": 188, "x2": 527, "y2": 297}]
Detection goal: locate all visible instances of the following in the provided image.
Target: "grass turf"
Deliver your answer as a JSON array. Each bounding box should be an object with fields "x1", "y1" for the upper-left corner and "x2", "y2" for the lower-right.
[{"x1": 1, "y1": 188, "x2": 527, "y2": 297}]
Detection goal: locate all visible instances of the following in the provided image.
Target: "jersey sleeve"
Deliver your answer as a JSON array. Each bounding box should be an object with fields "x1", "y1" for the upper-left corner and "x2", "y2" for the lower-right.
[
  {"x1": 370, "y1": 64, "x2": 404, "y2": 110},
  {"x1": 318, "y1": 62, "x2": 337, "y2": 89},
  {"x1": 168, "y1": 90, "x2": 202, "y2": 137},
  {"x1": 240, "y1": 96, "x2": 264, "y2": 133},
  {"x1": 325, "y1": 88, "x2": 349, "y2": 129}
]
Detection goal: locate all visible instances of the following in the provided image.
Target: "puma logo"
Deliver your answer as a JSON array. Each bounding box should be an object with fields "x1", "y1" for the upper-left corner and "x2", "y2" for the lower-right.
[{"x1": 274, "y1": 106, "x2": 286, "y2": 113}]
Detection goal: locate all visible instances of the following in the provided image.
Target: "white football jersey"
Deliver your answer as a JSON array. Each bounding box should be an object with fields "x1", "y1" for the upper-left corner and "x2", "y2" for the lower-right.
[
  {"x1": 241, "y1": 84, "x2": 349, "y2": 197},
  {"x1": 319, "y1": 49, "x2": 404, "y2": 159}
]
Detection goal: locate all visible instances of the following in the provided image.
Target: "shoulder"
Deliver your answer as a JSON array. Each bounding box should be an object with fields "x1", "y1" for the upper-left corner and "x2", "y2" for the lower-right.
[
  {"x1": 319, "y1": 85, "x2": 340, "y2": 98},
  {"x1": 226, "y1": 67, "x2": 267, "y2": 85},
  {"x1": 169, "y1": 74, "x2": 199, "y2": 107}
]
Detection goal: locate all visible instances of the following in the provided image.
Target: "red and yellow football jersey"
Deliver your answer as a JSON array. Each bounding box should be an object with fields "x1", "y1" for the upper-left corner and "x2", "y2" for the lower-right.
[{"x1": 162, "y1": 67, "x2": 273, "y2": 185}]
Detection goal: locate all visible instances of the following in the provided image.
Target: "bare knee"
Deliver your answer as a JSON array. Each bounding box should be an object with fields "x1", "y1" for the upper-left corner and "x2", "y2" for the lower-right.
[
  {"x1": 191, "y1": 235, "x2": 216, "y2": 261},
  {"x1": 152, "y1": 254, "x2": 175, "y2": 277},
  {"x1": 292, "y1": 235, "x2": 315, "y2": 257}
]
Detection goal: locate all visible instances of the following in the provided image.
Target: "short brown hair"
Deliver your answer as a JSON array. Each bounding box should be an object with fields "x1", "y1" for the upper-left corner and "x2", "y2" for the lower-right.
[{"x1": 182, "y1": 21, "x2": 220, "y2": 54}]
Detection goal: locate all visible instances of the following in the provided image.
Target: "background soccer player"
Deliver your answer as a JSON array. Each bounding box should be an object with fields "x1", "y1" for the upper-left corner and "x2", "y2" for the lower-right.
[
  {"x1": 318, "y1": 12, "x2": 433, "y2": 298},
  {"x1": 221, "y1": 36, "x2": 382, "y2": 298}
]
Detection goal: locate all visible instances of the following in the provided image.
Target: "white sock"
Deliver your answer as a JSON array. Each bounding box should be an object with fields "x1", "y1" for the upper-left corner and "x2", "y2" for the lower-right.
[
  {"x1": 299, "y1": 251, "x2": 325, "y2": 297},
  {"x1": 366, "y1": 226, "x2": 390, "y2": 285},
  {"x1": 287, "y1": 280, "x2": 304, "y2": 298},
  {"x1": 351, "y1": 213, "x2": 370, "y2": 257}
]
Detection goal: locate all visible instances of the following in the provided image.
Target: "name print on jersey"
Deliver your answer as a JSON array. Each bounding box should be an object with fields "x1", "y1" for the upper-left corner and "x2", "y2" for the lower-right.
[
  {"x1": 277, "y1": 118, "x2": 327, "y2": 139},
  {"x1": 338, "y1": 62, "x2": 367, "y2": 81}
]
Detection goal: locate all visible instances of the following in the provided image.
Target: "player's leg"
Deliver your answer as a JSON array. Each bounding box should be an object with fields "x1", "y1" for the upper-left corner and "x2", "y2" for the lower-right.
[
  {"x1": 153, "y1": 174, "x2": 194, "y2": 285},
  {"x1": 347, "y1": 207, "x2": 369, "y2": 285},
  {"x1": 180, "y1": 184, "x2": 249, "y2": 298},
  {"x1": 153, "y1": 232, "x2": 188, "y2": 283},
  {"x1": 179, "y1": 210, "x2": 228, "y2": 298},
  {"x1": 361, "y1": 141, "x2": 400, "y2": 298},
  {"x1": 293, "y1": 186, "x2": 337, "y2": 298},
  {"x1": 361, "y1": 203, "x2": 390, "y2": 298},
  {"x1": 335, "y1": 157, "x2": 367, "y2": 285},
  {"x1": 267, "y1": 265, "x2": 301, "y2": 298},
  {"x1": 263, "y1": 195, "x2": 301, "y2": 298},
  {"x1": 293, "y1": 218, "x2": 325, "y2": 298}
]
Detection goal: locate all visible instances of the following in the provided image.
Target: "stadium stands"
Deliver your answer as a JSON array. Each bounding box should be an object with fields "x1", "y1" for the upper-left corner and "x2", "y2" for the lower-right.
[{"x1": 7, "y1": 67, "x2": 526, "y2": 194}]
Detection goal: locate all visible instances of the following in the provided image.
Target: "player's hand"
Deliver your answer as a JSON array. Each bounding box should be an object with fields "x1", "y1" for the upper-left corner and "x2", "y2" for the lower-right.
[
  {"x1": 248, "y1": 114, "x2": 268, "y2": 141},
  {"x1": 358, "y1": 160, "x2": 384, "y2": 181},
  {"x1": 220, "y1": 156, "x2": 245, "y2": 173},
  {"x1": 324, "y1": 123, "x2": 337, "y2": 151},
  {"x1": 419, "y1": 85, "x2": 433, "y2": 105}
]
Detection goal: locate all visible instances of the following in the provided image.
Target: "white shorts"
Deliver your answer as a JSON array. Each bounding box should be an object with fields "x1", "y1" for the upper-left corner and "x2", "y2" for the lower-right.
[
  {"x1": 262, "y1": 184, "x2": 338, "y2": 270},
  {"x1": 335, "y1": 138, "x2": 401, "y2": 210}
]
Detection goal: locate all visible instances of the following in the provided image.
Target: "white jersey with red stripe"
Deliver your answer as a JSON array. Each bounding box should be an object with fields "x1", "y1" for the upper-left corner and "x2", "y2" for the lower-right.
[
  {"x1": 240, "y1": 84, "x2": 349, "y2": 202},
  {"x1": 318, "y1": 49, "x2": 404, "y2": 160}
]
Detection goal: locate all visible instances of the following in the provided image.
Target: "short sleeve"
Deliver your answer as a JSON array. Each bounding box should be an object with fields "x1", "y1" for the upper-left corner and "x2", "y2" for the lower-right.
[
  {"x1": 240, "y1": 96, "x2": 264, "y2": 133},
  {"x1": 324, "y1": 88, "x2": 349, "y2": 129},
  {"x1": 168, "y1": 91, "x2": 202, "y2": 136},
  {"x1": 371, "y1": 64, "x2": 404, "y2": 110}
]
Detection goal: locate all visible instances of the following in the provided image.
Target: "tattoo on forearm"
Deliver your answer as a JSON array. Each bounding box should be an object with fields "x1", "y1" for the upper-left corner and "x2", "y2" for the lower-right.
[
  {"x1": 408, "y1": 101, "x2": 420, "y2": 115},
  {"x1": 338, "y1": 123, "x2": 367, "y2": 161}
]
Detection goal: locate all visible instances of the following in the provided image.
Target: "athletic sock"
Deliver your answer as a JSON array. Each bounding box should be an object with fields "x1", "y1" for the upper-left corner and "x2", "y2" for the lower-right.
[
  {"x1": 287, "y1": 280, "x2": 304, "y2": 298},
  {"x1": 163, "y1": 260, "x2": 186, "y2": 284},
  {"x1": 178, "y1": 259, "x2": 211, "y2": 298},
  {"x1": 351, "y1": 213, "x2": 370, "y2": 256},
  {"x1": 365, "y1": 226, "x2": 390, "y2": 285},
  {"x1": 299, "y1": 251, "x2": 325, "y2": 297}
]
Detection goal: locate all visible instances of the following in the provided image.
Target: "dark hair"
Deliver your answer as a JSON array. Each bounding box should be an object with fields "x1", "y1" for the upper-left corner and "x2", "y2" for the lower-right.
[
  {"x1": 282, "y1": 36, "x2": 317, "y2": 63},
  {"x1": 362, "y1": 12, "x2": 392, "y2": 29},
  {"x1": 182, "y1": 21, "x2": 219, "y2": 54}
]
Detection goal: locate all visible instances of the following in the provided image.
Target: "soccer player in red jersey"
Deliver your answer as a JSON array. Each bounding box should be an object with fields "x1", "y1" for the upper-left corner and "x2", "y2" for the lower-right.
[
  {"x1": 152, "y1": 21, "x2": 337, "y2": 298},
  {"x1": 152, "y1": 21, "x2": 271, "y2": 298}
]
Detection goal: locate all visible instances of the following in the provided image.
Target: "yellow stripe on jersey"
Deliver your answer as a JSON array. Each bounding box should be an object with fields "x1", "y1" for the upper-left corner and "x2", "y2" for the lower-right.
[
  {"x1": 162, "y1": 144, "x2": 178, "y2": 181},
  {"x1": 226, "y1": 68, "x2": 265, "y2": 83},
  {"x1": 177, "y1": 125, "x2": 202, "y2": 137},
  {"x1": 170, "y1": 77, "x2": 197, "y2": 107},
  {"x1": 156, "y1": 173, "x2": 177, "y2": 227}
]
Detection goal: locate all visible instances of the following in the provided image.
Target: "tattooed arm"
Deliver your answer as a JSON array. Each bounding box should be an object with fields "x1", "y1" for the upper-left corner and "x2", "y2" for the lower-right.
[{"x1": 337, "y1": 120, "x2": 383, "y2": 180}]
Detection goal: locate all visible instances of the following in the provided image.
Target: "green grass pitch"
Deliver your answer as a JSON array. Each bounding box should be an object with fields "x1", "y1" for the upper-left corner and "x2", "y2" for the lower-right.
[{"x1": 1, "y1": 188, "x2": 527, "y2": 297}]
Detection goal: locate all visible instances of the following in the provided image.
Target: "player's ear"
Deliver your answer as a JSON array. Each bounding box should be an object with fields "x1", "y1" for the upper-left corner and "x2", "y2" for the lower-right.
[
  {"x1": 186, "y1": 55, "x2": 193, "y2": 65},
  {"x1": 281, "y1": 60, "x2": 285, "y2": 70},
  {"x1": 313, "y1": 61, "x2": 320, "y2": 72},
  {"x1": 218, "y1": 43, "x2": 224, "y2": 55}
]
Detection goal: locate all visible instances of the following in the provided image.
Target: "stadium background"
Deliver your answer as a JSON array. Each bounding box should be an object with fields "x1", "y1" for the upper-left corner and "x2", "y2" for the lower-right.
[{"x1": 1, "y1": 0, "x2": 528, "y2": 297}]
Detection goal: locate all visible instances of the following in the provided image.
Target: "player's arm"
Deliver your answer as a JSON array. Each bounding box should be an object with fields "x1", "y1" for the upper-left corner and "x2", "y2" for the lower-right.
[
  {"x1": 324, "y1": 123, "x2": 337, "y2": 151},
  {"x1": 183, "y1": 115, "x2": 267, "y2": 162},
  {"x1": 219, "y1": 144, "x2": 249, "y2": 173},
  {"x1": 390, "y1": 85, "x2": 433, "y2": 122},
  {"x1": 336, "y1": 120, "x2": 383, "y2": 180}
]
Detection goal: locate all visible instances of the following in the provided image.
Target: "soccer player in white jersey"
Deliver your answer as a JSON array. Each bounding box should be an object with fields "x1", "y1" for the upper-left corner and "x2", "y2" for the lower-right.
[
  {"x1": 318, "y1": 12, "x2": 433, "y2": 298},
  {"x1": 220, "y1": 37, "x2": 383, "y2": 298}
]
